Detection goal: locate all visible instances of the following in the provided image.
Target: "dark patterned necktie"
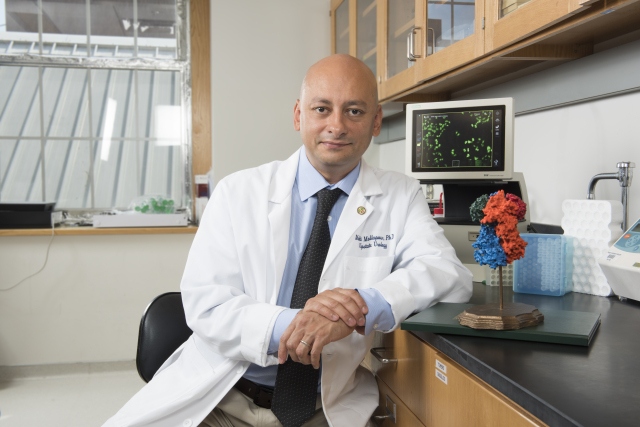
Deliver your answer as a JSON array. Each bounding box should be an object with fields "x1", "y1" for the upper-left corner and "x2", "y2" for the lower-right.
[{"x1": 271, "y1": 188, "x2": 342, "y2": 427}]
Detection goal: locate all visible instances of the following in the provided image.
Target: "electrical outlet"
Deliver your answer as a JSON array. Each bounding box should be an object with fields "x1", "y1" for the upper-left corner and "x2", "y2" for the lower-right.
[{"x1": 468, "y1": 231, "x2": 480, "y2": 241}]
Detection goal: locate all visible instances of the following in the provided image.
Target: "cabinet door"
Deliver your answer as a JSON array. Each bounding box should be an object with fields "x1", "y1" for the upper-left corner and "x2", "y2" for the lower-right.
[
  {"x1": 430, "y1": 350, "x2": 546, "y2": 426},
  {"x1": 378, "y1": 0, "x2": 485, "y2": 101},
  {"x1": 378, "y1": 0, "x2": 422, "y2": 100},
  {"x1": 332, "y1": 0, "x2": 353, "y2": 55},
  {"x1": 414, "y1": 0, "x2": 485, "y2": 83},
  {"x1": 486, "y1": 0, "x2": 593, "y2": 52},
  {"x1": 356, "y1": 0, "x2": 378, "y2": 76}
]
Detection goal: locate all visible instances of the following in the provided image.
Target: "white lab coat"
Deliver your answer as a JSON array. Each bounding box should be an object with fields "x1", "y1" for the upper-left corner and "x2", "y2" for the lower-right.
[{"x1": 104, "y1": 149, "x2": 472, "y2": 427}]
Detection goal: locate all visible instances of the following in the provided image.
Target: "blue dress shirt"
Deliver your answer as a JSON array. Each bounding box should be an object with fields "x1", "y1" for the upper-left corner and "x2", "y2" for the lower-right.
[{"x1": 243, "y1": 148, "x2": 394, "y2": 388}]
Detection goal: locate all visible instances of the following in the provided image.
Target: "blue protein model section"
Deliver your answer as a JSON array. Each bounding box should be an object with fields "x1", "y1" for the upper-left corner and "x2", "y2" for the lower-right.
[
  {"x1": 513, "y1": 234, "x2": 575, "y2": 296},
  {"x1": 472, "y1": 223, "x2": 507, "y2": 269}
]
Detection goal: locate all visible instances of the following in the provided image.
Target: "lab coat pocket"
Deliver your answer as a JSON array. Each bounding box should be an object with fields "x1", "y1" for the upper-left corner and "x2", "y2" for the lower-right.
[{"x1": 343, "y1": 256, "x2": 394, "y2": 289}]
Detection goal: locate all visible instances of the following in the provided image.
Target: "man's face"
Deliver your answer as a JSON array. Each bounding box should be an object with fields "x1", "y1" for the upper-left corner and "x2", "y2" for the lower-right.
[{"x1": 294, "y1": 58, "x2": 382, "y2": 183}]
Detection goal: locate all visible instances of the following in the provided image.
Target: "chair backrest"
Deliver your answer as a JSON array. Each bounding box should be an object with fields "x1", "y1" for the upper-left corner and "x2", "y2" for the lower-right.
[{"x1": 136, "y1": 292, "x2": 193, "y2": 383}]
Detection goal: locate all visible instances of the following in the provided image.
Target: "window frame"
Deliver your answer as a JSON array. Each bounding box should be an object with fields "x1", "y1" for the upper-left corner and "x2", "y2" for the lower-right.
[{"x1": 0, "y1": 0, "x2": 211, "y2": 224}]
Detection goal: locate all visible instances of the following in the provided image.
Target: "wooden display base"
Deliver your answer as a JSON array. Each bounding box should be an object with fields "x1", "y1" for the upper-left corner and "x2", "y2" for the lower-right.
[{"x1": 456, "y1": 303, "x2": 544, "y2": 331}]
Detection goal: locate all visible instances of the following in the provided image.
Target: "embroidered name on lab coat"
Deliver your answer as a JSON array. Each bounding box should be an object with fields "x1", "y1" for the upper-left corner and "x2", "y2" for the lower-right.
[{"x1": 354, "y1": 234, "x2": 394, "y2": 250}]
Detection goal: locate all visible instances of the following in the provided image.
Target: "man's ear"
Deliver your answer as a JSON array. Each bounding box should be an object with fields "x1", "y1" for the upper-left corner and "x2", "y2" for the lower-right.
[
  {"x1": 372, "y1": 105, "x2": 383, "y2": 137},
  {"x1": 293, "y1": 100, "x2": 301, "y2": 131}
]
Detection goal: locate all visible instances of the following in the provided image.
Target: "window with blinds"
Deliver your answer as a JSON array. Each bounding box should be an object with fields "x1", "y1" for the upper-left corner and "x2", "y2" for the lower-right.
[{"x1": 0, "y1": 0, "x2": 191, "y2": 213}]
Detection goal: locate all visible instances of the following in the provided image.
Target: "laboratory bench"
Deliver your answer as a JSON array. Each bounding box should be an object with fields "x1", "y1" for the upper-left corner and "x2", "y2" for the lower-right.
[{"x1": 370, "y1": 282, "x2": 640, "y2": 427}]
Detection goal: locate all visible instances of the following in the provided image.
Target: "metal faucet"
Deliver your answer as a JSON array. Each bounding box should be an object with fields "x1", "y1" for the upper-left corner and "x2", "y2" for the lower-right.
[{"x1": 587, "y1": 161, "x2": 635, "y2": 231}]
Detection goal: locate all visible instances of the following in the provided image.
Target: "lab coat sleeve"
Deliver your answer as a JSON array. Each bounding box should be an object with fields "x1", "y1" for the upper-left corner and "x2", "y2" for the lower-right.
[
  {"x1": 180, "y1": 177, "x2": 284, "y2": 368},
  {"x1": 369, "y1": 180, "x2": 473, "y2": 330}
]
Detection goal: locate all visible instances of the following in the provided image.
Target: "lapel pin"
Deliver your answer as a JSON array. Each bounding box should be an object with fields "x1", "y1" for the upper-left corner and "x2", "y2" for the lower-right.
[{"x1": 357, "y1": 206, "x2": 366, "y2": 215}]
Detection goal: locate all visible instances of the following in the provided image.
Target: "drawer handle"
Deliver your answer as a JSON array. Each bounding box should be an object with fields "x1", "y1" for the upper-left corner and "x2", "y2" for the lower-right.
[
  {"x1": 371, "y1": 394, "x2": 397, "y2": 424},
  {"x1": 373, "y1": 414, "x2": 393, "y2": 421},
  {"x1": 370, "y1": 347, "x2": 397, "y2": 364}
]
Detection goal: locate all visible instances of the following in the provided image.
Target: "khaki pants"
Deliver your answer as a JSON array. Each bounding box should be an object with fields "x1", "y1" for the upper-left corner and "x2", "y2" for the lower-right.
[{"x1": 199, "y1": 387, "x2": 329, "y2": 427}]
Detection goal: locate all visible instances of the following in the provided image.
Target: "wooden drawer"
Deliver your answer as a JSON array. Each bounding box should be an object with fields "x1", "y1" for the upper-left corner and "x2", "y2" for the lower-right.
[
  {"x1": 370, "y1": 330, "x2": 431, "y2": 426},
  {"x1": 430, "y1": 350, "x2": 546, "y2": 427},
  {"x1": 374, "y1": 376, "x2": 425, "y2": 427}
]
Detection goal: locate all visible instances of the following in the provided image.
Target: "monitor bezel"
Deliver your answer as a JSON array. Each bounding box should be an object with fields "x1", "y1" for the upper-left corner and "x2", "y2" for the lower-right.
[{"x1": 405, "y1": 97, "x2": 514, "y2": 182}]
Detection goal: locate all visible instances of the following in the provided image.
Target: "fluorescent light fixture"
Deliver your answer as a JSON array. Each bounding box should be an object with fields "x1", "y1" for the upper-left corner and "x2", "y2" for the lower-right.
[
  {"x1": 154, "y1": 105, "x2": 182, "y2": 146},
  {"x1": 101, "y1": 98, "x2": 117, "y2": 161}
]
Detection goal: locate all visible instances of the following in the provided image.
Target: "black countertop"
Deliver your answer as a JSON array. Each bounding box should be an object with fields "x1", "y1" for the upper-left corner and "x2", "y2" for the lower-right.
[{"x1": 407, "y1": 283, "x2": 640, "y2": 427}]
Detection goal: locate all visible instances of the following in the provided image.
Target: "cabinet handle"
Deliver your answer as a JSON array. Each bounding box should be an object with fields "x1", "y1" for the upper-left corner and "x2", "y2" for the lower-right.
[
  {"x1": 406, "y1": 26, "x2": 422, "y2": 61},
  {"x1": 370, "y1": 347, "x2": 397, "y2": 364},
  {"x1": 427, "y1": 27, "x2": 435, "y2": 56}
]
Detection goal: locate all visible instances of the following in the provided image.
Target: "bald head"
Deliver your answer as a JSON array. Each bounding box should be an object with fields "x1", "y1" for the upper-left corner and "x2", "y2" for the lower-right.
[
  {"x1": 293, "y1": 54, "x2": 383, "y2": 184},
  {"x1": 300, "y1": 54, "x2": 378, "y2": 105}
]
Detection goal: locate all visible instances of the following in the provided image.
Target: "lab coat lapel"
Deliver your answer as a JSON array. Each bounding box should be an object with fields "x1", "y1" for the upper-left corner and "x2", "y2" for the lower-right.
[
  {"x1": 323, "y1": 160, "x2": 383, "y2": 275},
  {"x1": 267, "y1": 149, "x2": 299, "y2": 303}
]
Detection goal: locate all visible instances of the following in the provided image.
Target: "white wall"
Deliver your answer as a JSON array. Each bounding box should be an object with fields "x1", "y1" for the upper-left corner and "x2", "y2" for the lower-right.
[
  {"x1": 210, "y1": 1, "x2": 331, "y2": 184},
  {"x1": 369, "y1": 40, "x2": 640, "y2": 228},
  {"x1": 0, "y1": 234, "x2": 192, "y2": 366},
  {"x1": 513, "y1": 92, "x2": 639, "y2": 226}
]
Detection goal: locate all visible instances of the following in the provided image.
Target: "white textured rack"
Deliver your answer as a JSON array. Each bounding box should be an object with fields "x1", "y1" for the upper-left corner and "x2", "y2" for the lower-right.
[{"x1": 561, "y1": 199, "x2": 623, "y2": 296}]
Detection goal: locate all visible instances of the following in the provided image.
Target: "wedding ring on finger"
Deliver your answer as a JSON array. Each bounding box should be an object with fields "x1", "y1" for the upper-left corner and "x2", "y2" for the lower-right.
[{"x1": 300, "y1": 339, "x2": 311, "y2": 347}]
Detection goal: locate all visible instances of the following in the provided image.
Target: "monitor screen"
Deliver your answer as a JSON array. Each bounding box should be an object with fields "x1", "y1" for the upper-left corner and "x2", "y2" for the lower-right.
[{"x1": 405, "y1": 98, "x2": 514, "y2": 182}]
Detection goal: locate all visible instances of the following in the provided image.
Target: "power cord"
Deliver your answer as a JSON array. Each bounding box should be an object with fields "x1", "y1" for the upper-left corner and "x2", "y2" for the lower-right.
[{"x1": 0, "y1": 219, "x2": 56, "y2": 292}]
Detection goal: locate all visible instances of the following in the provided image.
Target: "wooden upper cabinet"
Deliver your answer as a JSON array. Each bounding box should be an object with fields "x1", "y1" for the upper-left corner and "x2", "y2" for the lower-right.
[
  {"x1": 330, "y1": 0, "x2": 628, "y2": 104},
  {"x1": 485, "y1": 0, "x2": 593, "y2": 52},
  {"x1": 332, "y1": 0, "x2": 484, "y2": 101},
  {"x1": 377, "y1": 0, "x2": 486, "y2": 101}
]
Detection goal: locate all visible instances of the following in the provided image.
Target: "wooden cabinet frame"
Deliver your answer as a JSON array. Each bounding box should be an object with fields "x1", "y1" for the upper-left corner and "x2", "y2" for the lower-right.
[{"x1": 190, "y1": 0, "x2": 211, "y2": 209}]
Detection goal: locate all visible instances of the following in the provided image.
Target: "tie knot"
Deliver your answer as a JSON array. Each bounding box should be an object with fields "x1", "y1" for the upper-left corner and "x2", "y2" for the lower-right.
[{"x1": 316, "y1": 188, "x2": 342, "y2": 216}]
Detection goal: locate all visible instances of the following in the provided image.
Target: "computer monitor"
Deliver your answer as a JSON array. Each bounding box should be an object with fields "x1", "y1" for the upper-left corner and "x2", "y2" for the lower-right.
[{"x1": 405, "y1": 98, "x2": 514, "y2": 182}]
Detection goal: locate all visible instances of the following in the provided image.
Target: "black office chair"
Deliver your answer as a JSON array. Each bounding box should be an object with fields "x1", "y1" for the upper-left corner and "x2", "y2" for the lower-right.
[{"x1": 136, "y1": 292, "x2": 193, "y2": 383}]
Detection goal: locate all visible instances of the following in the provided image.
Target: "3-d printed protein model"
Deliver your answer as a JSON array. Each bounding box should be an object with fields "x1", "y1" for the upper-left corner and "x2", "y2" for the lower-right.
[{"x1": 471, "y1": 190, "x2": 527, "y2": 268}]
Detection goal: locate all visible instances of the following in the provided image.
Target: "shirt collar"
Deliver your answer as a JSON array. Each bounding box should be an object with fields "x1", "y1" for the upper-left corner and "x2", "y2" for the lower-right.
[{"x1": 296, "y1": 147, "x2": 360, "y2": 202}]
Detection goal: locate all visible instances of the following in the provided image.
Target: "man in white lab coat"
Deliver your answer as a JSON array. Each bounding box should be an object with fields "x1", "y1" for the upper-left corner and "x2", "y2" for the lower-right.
[{"x1": 104, "y1": 54, "x2": 472, "y2": 427}]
